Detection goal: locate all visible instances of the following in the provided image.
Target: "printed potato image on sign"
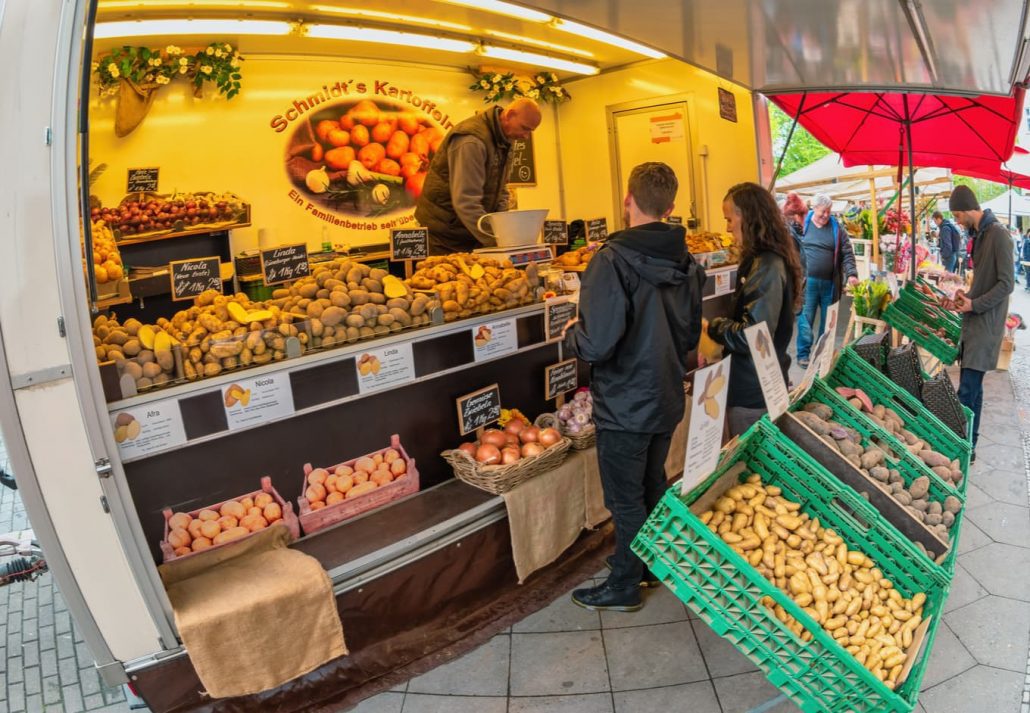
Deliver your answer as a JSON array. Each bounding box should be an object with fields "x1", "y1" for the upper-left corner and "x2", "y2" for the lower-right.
[
  {"x1": 755, "y1": 328, "x2": 772, "y2": 359},
  {"x1": 223, "y1": 383, "x2": 251, "y2": 408},
  {"x1": 474, "y1": 325, "x2": 493, "y2": 348},
  {"x1": 285, "y1": 97, "x2": 447, "y2": 219},
  {"x1": 358, "y1": 353, "x2": 381, "y2": 376},
  {"x1": 697, "y1": 364, "x2": 725, "y2": 420},
  {"x1": 113, "y1": 412, "x2": 141, "y2": 442}
]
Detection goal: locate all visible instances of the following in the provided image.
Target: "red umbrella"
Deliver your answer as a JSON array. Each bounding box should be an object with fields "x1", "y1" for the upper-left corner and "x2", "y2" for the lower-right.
[
  {"x1": 770, "y1": 89, "x2": 1026, "y2": 278},
  {"x1": 770, "y1": 90, "x2": 1024, "y2": 174},
  {"x1": 955, "y1": 147, "x2": 1030, "y2": 191}
]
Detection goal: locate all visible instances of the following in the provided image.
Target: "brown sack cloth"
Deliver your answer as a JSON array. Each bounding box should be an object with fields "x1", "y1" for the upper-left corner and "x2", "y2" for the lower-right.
[
  {"x1": 159, "y1": 526, "x2": 347, "y2": 699},
  {"x1": 114, "y1": 79, "x2": 157, "y2": 138},
  {"x1": 503, "y1": 453, "x2": 586, "y2": 583}
]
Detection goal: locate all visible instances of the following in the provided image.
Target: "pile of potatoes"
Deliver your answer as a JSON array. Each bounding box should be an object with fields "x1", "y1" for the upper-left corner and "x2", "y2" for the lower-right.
[
  {"x1": 89, "y1": 221, "x2": 125, "y2": 286},
  {"x1": 834, "y1": 386, "x2": 965, "y2": 487},
  {"x1": 794, "y1": 403, "x2": 959, "y2": 556},
  {"x1": 701, "y1": 474, "x2": 927, "y2": 691},
  {"x1": 94, "y1": 314, "x2": 178, "y2": 389},
  {"x1": 406, "y1": 254, "x2": 539, "y2": 322},
  {"x1": 304, "y1": 446, "x2": 408, "y2": 511},
  {"x1": 267, "y1": 258, "x2": 438, "y2": 348},
  {"x1": 165, "y1": 493, "x2": 285, "y2": 558}
]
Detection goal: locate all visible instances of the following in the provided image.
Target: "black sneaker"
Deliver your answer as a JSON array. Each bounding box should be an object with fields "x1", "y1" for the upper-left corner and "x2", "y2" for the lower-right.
[
  {"x1": 605, "y1": 555, "x2": 661, "y2": 588},
  {"x1": 571, "y1": 580, "x2": 642, "y2": 612},
  {"x1": 970, "y1": 450, "x2": 977, "y2": 463},
  {"x1": 797, "y1": 358, "x2": 810, "y2": 368}
]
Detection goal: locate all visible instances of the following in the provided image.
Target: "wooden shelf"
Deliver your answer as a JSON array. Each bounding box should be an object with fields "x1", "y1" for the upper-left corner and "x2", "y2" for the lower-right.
[{"x1": 116, "y1": 221, "x2": 250, "y2": 247}]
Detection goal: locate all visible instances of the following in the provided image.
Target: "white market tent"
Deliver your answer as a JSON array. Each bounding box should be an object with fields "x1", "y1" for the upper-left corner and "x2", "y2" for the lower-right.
[
  {"x1": 981, "y1": 189, "x2": 1030, "y2": 221},
  {"x1": 775, "y1": 154, "x2": 952, "y2": 204}
]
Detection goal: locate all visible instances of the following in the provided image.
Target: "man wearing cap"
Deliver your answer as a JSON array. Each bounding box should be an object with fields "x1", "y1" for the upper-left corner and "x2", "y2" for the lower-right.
[{"x1": 943, "y1": 185, "x2": 1014, "y2": 461}]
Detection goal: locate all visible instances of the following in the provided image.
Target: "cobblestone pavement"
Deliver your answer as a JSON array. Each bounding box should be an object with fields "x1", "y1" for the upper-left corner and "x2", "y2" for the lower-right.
[{"x1": 0, "y1": 442, "x2": 131, "y2": 713}]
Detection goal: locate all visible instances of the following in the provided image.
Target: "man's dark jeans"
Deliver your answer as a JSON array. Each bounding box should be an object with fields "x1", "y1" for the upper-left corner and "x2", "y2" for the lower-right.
[
  {"x1": 596, "y1": 429, "x2": 673, "y2": 590},
  {"x1": 943, "y1": 253, "x2": 958, "y2": 274},
  {"x1": 957, "y1": 368, "x2": 984, "y2": 447}
]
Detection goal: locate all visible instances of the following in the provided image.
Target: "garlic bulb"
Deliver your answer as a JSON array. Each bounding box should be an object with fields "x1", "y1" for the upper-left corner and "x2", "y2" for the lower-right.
[
  {"x1": 305, "y1": 167, "x2": 330, "y2": 194},
  {"x1": 371, "y1": 183, "x2": 390, "y2": 205},
  {"x1": 347, "y1": 161, "x2": 373, "y2": 187}
]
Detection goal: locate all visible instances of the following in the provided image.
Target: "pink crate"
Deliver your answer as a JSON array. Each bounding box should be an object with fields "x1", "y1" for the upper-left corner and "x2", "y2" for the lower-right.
[
  {"x1": 160, "y1": 476, "x2": 300, "y2": 563},
  {"x1": 298, "y1": 434, "x2": 419, "y2": 535}
]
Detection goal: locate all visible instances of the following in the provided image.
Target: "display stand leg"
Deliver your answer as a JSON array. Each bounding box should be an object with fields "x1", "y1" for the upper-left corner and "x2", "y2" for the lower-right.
[
  {"x1": 746, "y1": 693, "x2": 789, "y2": 712},
  {"x1": 555, "y1": 393, "x2": 565, "y2": 409},
  {"x1": 404, "y1": 260, "x2": 413, "y2": 279}
]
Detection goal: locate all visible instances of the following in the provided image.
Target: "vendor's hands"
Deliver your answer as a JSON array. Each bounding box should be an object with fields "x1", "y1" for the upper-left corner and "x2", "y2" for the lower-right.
[
  {"x1": 953, "y1": 290, "x2": 974, "y2": 313},
  {"x1": 847, "y1": 276, "x2": 860, "y2": 287},
  {"x1": 560, "y1": 317, "x2": 579, "y2": 339}
]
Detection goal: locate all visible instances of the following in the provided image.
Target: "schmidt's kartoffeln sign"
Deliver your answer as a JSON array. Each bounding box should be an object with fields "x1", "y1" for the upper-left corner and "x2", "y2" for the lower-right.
[{"x1": 273, "y1": 80, "x2": 456, "y2": 232}]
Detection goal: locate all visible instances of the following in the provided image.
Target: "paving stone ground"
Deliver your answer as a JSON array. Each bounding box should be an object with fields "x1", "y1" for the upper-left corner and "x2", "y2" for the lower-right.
[{"x1": 2, "y1": 292, "x2": 1029, "y2": 713}]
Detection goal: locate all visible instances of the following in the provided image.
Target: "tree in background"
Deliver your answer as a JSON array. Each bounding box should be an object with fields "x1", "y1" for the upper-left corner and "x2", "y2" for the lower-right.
[
  {"x1": 950, "y1": 175, "x2": 1008, "y2": 205},
  {"x1": 769, "y1": 104, "x2": 830, "y2": 177}
]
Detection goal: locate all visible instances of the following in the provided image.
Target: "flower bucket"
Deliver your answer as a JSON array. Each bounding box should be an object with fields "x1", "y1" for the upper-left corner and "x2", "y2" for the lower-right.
[{"x1": 114, "y1": 79, "x2": 157, "y2": 138}]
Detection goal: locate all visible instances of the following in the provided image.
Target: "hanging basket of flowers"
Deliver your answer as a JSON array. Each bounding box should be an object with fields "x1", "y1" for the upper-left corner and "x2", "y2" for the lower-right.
[
  {"x1": 93, "y1": 43, "x2": 244, "y2": 137},
  {"x1": 468, "y1": 68, "x2": 571, "y2": 105}
]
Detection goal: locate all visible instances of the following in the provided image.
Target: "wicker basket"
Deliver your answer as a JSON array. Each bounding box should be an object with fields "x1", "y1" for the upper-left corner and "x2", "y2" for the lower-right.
[
  {"x1": 442, "y1": 438, "x2": 572, "y2": 495},
  {"x1": 534, "y1": 412, "x2": 596, "y2": 450}
]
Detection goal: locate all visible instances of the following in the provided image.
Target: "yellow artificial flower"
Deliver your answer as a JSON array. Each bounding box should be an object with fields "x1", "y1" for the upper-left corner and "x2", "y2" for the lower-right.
[{"x1": 201, "y1": 65, "x2": 212, "y2": 75}]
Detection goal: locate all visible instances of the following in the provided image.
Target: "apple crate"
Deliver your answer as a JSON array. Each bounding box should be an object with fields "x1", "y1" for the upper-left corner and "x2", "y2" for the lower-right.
[
  {"x1": 298, "y1": 434, "x2": 419, "y2": 535},
  {"x1": 160, "y1": 476, "x2": 299, "y2": 563}
]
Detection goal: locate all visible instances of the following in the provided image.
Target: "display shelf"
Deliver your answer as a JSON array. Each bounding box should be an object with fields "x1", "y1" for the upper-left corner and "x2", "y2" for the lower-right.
[{"x1": 115, "y1": 220, "x2": 251, "y2": 247}]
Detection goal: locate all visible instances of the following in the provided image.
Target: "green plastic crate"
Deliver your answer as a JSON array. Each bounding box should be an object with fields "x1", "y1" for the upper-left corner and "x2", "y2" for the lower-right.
[
  {"x1": 882, "y1": 302, "x2": 959, "y2": 365},
  {"x1": 790, "y1": 379, "x2": 964, "y2": 575},
  {"x1": 826, "y1": 346, "x2": 971, "y2": 478},
  {"x1": 895, "y1": 292, "x2": 961, "y2": 341},
  {"x1": 899, "y1": 283, "x2": 962, "y2": 332},
  {"x1": 632, "y1": 419, "x2": 947, "y2": 713}
]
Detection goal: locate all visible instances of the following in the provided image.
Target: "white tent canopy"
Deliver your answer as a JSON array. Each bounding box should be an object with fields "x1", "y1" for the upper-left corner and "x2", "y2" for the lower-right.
[
  {"x1": 775, "y1": 154, "x2": 952, "y2": 203},
  {"x1": 980, "y1": 189, "x2": 1030, "y2": 220}
]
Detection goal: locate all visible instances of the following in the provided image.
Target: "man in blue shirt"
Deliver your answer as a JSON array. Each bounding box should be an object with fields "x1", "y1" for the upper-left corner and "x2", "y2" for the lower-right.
[
  {"x1": 933, "y1": 211, "x2": 961, "y2": 273},
  {"x1": 795, "y1": 194, "x2": 858, "y2": 367}
]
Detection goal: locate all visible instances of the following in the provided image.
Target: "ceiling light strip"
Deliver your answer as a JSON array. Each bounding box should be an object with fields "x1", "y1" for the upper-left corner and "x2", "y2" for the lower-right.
[
  {"x1": 93, "y1": 18, "x2": 293, "y2": 38},
  {"x1": 306, "y1": 24, "x2": 477, "y2": 54},
  {"x1": 478, "y1": 45, "x2": 599, "y2": 75},
  {"x1": 438, "y1": 0, "x2": 552, "y2": 23},
  {"x1": 552, "y1": 18, "x2": 665, "y2": 59},
  {"x1": 484, "y1": 29, "x2": 593, "y2": 58},
  {"x1": 309, "y1": 5, "x2": 471, "y2": 32}
]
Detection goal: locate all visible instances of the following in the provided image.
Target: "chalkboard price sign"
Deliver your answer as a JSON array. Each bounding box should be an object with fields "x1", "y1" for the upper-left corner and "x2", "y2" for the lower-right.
[
  {"x1": 667, "y1": 215, "x2": 683, "y2": 225},
  {"x1": 169, "y1": 257, "x2": 222, "y2": 301},
  {"x1": 127, "y1": 167, "x2": 159, "y2": 193},
  {"x1": 508, "y1": 134, "x2": 536, "y2": 186},
  {"x1": 586, "y1": 217, "x2": 608, "y2": 242},
  {"x1": 545, "y1": 359, "x2": 578, "y2": 401},
  {"x1": 543, "y1": 220, "x2": 568, "y2": 246},
  {"x1": 260, "y1": 243, "x2": 310, "y2": 286},
  {"x1": 544, "y1": 297, "x2": 578, "y2": 343},
  {"x1": 456, "y1": 383, "x2": 502, "y2": 436},
  {"x1": 390, "y1": 227, "x2": 429, "y2": 261}
]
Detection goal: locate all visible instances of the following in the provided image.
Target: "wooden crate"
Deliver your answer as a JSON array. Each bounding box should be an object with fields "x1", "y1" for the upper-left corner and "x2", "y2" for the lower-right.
[
  {"x1": 160, "y1": 476, "x2": 299, "y2": 563},
  {"x1": 298, "y1": 434, "x2": 419, "y2": 535}
]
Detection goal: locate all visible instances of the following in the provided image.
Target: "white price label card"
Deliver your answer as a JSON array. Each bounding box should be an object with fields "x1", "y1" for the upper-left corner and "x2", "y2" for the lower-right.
[
  {"x1": 222, "y1": 374, "x2": 295, "y2": 431},
  {"x1": 793, "y1": 331, "x2": 829, "y2": 403},
  {"x1": 714, "y1": 271, "x2": 733, "y2": 296},
  {"x1": 355, "y1": 342, "x2": 415, "y2": 394},
  {"x1": 472, "y1": 317, "x2": 518, "y2": 362},
  {"x1": 111, "y1": 399, "x2": 186, "y2": 459},
  {"x1": 681, "y1": 357, "x2": 732, "y2": 495},
  {"x1": 818, "y1": 301, "x2": 841, "y2": 378},
  {"x1": 744, "y1": 322, "x2": 789, "y2": 421}
]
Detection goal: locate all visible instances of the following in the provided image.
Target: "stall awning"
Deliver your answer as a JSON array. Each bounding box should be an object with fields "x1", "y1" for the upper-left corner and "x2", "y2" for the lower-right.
[
  {"x1": 954, "y1": 146, "x2": 1030, "y2": 190},
  {"x1": 768, "y1": 90, "x2": 1026, "y2": 175},
  {"x1": 776, "y1": 154, "x2": 951, "y2": 200},
  {"x1": 980, "y1": 189, "x2": 1030, "y2": 219}
]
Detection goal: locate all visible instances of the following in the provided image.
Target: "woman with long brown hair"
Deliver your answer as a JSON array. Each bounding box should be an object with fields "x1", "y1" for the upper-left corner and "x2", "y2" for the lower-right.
[{"x1": 705, "y1": 182, "x2": 803, "y2": 436}]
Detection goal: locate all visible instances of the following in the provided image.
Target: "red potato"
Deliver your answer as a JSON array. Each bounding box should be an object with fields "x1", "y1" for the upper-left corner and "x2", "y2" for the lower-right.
[
  {"x1": 338, "y1": 113, "x2": 356, "y2": 130},
  {"x1": 386, "y1": 130, "x2": 410, "y2": 159},
  {"x1": 401, "y1": 163, "x2": 421, "y2": 179},
  {"x1": 358, "y1": 143, "x2": 386, "y2": 170},
  {"x1": 324, "y1": 146, "x2": 356, "y2": 171},
  {"x1": 406, "y1": 172, "x2": 427, "y2": 199},
  {"x1": 315, "y1": 119, "x2": 339, "y2": 142},
  {"x1": 349, "y1": 125, "x2": 370, "y2": 148},
  {"x1": 371, "y1": 122, "x2": 394, "y2": 144},
  {"x1": 311, "y1": 144, "x2": 324, "y2": 162},
  {"x1": 410, "y1": 133, "x2": 430, "y2": 159},
  {"x1": 377, "y1": 158, "x2": 401, "y2": 176},
  {"x1": 327, "y1": 129, "x2": 351, "y2": 147},
  {"x1": 350, "y1": 100, "x2": 381, "y2": 127},
  {"x1": 422, "y1": 127, "x2": 444, "y2": 152},
  {"x1": 398, "y1": 113, "x2": 420, "y2": 135}
]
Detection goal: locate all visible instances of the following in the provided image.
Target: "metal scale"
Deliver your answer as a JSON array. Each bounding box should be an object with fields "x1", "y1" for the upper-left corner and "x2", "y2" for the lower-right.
[{"x1": 473, "y1": 244, "x2": 554, "y2": 268}]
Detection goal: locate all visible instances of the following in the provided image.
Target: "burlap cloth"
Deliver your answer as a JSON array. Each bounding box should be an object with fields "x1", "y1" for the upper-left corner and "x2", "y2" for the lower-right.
[{"x1": 159, "y1": 525, "x2": 347, "y2": 699}]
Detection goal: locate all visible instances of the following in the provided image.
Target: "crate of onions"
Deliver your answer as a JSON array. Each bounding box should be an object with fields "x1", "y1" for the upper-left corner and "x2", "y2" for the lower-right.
[{"x1": 442, "y1": 416, "x2": 571, "y2": 495}]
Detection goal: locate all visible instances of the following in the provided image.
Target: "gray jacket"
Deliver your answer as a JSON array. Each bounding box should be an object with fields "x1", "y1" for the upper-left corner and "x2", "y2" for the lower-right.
[{"x1": 960, "y1": 209, "x2": 1014, "y2": 372}]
